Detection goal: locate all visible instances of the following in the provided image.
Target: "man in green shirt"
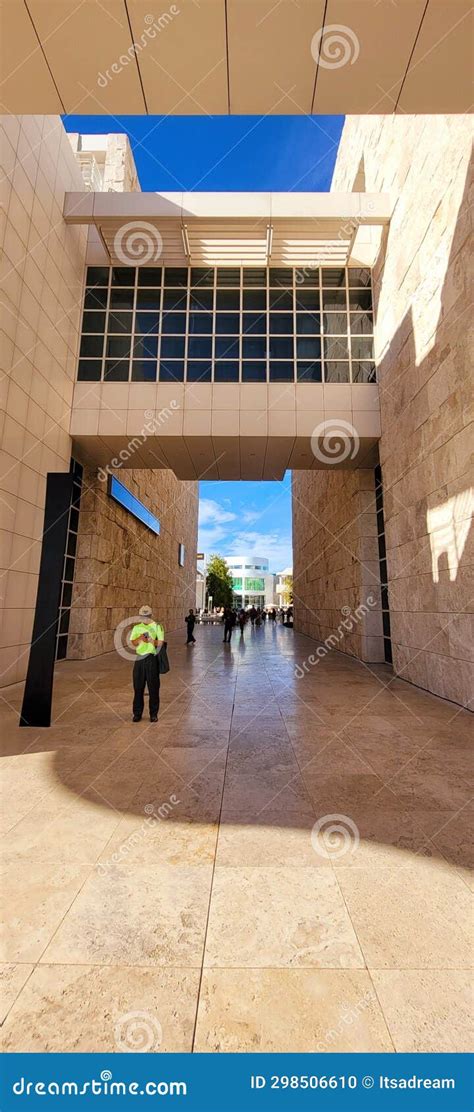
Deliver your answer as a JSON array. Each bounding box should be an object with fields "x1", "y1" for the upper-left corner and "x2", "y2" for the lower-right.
[{"x1": 130, "y1": 605, "x2": 164, "y2": 722}]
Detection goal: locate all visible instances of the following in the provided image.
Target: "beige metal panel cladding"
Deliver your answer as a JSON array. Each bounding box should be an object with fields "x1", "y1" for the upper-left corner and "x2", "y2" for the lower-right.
[
  {"x1": 226, "y1": 0, "x2": 324, "y2": 114},
  {"x1": 128, "y1": 0, "x2": 228, "y2": 114},
  {"x1": 397, "y1": 0, "x2": 473, "y2": 113},
  {"x1": 0, "y1": 0, "x2": 63, "y2": 113},
  {"x1": 312, "y1": 0, "x2": 428, "y2": 114},
  {"x1": 26, "y1": 0, "x2": 146, "y2": 114}
]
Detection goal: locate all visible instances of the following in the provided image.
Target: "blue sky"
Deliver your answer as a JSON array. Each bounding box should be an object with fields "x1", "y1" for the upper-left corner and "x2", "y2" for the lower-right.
[{"x1": 63, "y1": 114, "x2": 344, "y2": 570}]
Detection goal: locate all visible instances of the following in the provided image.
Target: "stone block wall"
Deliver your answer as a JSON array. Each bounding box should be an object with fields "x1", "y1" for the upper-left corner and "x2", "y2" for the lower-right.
[
  {"x1": 293, "y1": 468, "x2": 384, "y2": 662},
  {"x1": 0, "y1": 115, "x2": 88, "y2": 686},
  {"x1": 68, "y1": 468, "x2": 198, "y2": 658},
  {"x1": 293, "y1": 115, "x2": 473, "y2": 707}
]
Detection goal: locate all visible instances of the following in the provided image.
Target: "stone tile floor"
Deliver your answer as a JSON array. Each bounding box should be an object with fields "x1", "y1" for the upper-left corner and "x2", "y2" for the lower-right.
[{"x1": 0, "y1": 623, "x2": 472, "y2": 1052}]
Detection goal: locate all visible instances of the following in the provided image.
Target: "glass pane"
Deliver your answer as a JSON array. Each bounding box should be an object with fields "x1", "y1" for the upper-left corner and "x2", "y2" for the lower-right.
[
  {"x1": 80, "y1": 334, "x2": 104, "y2": 358},
  {"x1": 163, "y1": 289, "x2": 187, "y2": 310},
  {"x1": 164, "y1": 267, "x2": 188, "y2": 286},
  {"x1": 78, "y1": 359, "x2": 102, "y2": 381},
  {"x1": 348, "y1": 267, "x2": 371, "y2": 287},
  {"x1": 323, "y1": 311, "x2": 348, "y2": 334},
  {"x1": 61, "y1": 582, "x2": 72, "y2": 608},
  {"x1": 110, "y1": 288, "x2": 134, "y2": 310},
  {"x1": 189, "y1": 312, "x2": 213, "y2": 334},
  {"x1": 352, "y1": 361, "x2": 376, "y2": 383},
  {"x1": 86, "y1": 266, "x2": 109, "y2": 286},
  {"x1": 108, "y1": 311, "x2": 133, "y2": 334},
  {"x1": 269, "y1": 337, "x2": 293, "y2": 359},
  {"x1": 214, "y1": 361, "x2": 239, "y2": 382},
  {"x1": 215, "y1": 337, "x2": 239, "y2": 359},
  {"x1": 84, "y1": 287, "x2": 108, "y2": 310},
  {"x1": 350, "y1": 311, "x2": 373, "y2": 335},
  {"x1": 106, "y1": 336, "x2": 130, "y2": 359},
  {"x1": 269, "y1": 289, "x2": 293, "y2": 311},
  {"x1": 135, "y1": 311, "x2": 159, "y2": 335},
  {"x1": 189, "y1": 288, "x2": 213, "y2": 311},
  {"x1": 269, "y1": 267, "x2": 292, "y2": 287},
  {"x1": 269, "y1": 362, "x2": 294, "y2": 381},
  {"x1": 324, "y1": 335, "x2": 349, "y2": 359},
  {"x1": 161, "y1": 312, "x2": 186, "y2": 334},
  {"x1": 217, "y1": 267, "x2": 240, "y2": 286},
  {"x1": 133, "y1": 335, "x2": 158, "y2": 359},
  {"x1": 216, "y1": 290, "x2": 240, "y2": 310},
  {"x1": 322, "y1": 290, "x2": 346, "y2": 310},
  {"x1": 322, "y1": 267, "x2": 345, "y2": 287},
  {"x1": 242, "y1": 312, "x2": 266, "y2": 335},
  {"x1": 243, "y1": 289, "x2": 266, "y2": 310},
  {"x1": 348, "y1": 287, "x2": 373, "y2": 311},
  {"x1": 296, "y1": 312, "x2": 320, "y2": 334},
  {"x1": 82, "y1": 310, "x2": 106, "y2": 333},
  {"x1": 296, "y1": 267, "x2": 319, "y2": 287},
  {"x1": 351, "y1": 337, "x2": 374, "y2": 360},
  {"x1": 136, "y1": 288, "x2": 161, "y2": 310},
  {"x1": 159, "y1": 360, "x2": 184, "y2": 381},
  {"x1": 242, "y1": 337, "x2": 266, "y2": 359},
  {"x1": 297, "y1": 360, "x2": 322, "y2": 382},
  {"x1": 324, "y1": 361, "x2": 350, "y2": 383},
  {"x1": 242, "y1": 362, "x2": 266, "y2": 382},
  {"x1": 243, "y1": 268, "x2": 266, "y2": 287},
  {"x1": 104, "y1": 360, "x2": 129, "y2": 381},
  {"x1": 161, "y1": 336, "x2": 185, "y2": 358},
  {"x1": 297, "y1": 337, "x2": 321, "y2": 359},
  {"x1": 188, "y1": 337, "x2": 212, "y2": 359},
  {"x1": 295, "y1": 288, "x2": 319, "y2": 311},
  {"x1": 215, "y1": 312, "x2": 239, "y2": 334},
  {"x1": 269, "y1": 313, "x2": 293, "y2": 334},
  {"x1": 131, "y1": 360, "x2": 157, "y2": 381},
  {"x1": 138, "y1": 267, "x2": 162, "y2": 286},
  {"x1": 112, "y1": 267, "x2": 135, "y2": 286},
  {"x1": 187, "y1": 361, "x2": 212, "y2": 382},
  {"x1": 191, "y1": 267, "x2": 213, "y2": 287}
]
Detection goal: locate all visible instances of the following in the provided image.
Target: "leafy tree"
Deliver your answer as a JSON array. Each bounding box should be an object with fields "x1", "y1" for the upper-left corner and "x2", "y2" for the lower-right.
[
  {"x1": 282, "y1": 574, "x2": 293, "y2": 605},
  {"x1": 206, "y1": 555, "x2": 234, "y2": 609}
]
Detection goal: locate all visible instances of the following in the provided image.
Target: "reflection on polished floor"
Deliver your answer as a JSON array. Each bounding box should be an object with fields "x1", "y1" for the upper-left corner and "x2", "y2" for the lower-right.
[{"x1": 0, "y1": 623, "x2": 472, "y2": 1052}]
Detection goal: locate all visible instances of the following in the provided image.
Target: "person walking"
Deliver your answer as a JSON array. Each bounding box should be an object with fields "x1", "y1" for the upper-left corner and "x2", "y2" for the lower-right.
[
  {"x1": 185, "y1": 608, "x2": 196, "y2": 645},
  {"x1": 238, "y1": 608, "x2": 246, "y2": 634},
  {"x1": 130, "y1": 605, "x2": 164, "y2": 722},
  {"x1": 223, "y1": 606, "x2": 235, "y2": 643}
]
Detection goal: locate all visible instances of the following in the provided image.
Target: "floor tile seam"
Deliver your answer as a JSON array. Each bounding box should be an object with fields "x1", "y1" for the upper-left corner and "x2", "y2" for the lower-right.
[
  {"x1": 6, "y1": 962, "x2": 474, "y2": 972},
  {"x1": 189, "y1": 666, "x2": 237, "y2": 1054}
]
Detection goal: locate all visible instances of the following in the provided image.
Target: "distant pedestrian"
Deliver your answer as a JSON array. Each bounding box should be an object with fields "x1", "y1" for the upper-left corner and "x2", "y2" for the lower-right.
[
  {"x1": 238, "y1": 608, "x2": 246, "y2": 634},
  {"x1": 130, "y1": 605, "x2": 164, "y2": 722},
  {"x1": 249, "y1": 606, "x2": 257, "y2": 626},
  {"x1": 223, "y1": 606, "x2": 236, "y2": 643},
  {"x1": 185, "y1": 608, "x2": 196, "y2": 645}
]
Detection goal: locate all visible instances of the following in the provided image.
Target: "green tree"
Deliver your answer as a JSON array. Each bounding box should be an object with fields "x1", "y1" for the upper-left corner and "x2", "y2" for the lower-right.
[
  {"x1": 206, "y1": 555, "x2": 234, "y2": 609},
  {"x1": 282, "y1": 574, "x2": 293, "y2": 606}
]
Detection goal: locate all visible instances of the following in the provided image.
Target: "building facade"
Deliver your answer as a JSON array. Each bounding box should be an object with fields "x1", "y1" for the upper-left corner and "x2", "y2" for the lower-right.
[{"x1": 225, "y1": 556, "x2": 275, "y2": 610}]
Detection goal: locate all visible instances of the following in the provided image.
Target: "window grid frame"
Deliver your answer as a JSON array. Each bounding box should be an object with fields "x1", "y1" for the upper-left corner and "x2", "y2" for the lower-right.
[{"x1": 79, "y1": 266, "x2": 375, "y2": 386}]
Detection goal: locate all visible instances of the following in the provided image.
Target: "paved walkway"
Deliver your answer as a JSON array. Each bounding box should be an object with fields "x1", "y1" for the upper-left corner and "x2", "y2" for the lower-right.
[{"x1": 0, "y1": 623, "x2": 472, "y2": 1052}]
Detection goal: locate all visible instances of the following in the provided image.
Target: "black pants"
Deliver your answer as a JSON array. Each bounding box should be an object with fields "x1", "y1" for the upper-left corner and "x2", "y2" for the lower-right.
[
  {"x1": 186, "y1": 625, "x2": 196, "y2": 643},
  {"x1": 133, "y1": 655, "x2": 160, "y2": 719},
  {"x1": 223, "y1": 623, "x2": 233, "y2": 642}
]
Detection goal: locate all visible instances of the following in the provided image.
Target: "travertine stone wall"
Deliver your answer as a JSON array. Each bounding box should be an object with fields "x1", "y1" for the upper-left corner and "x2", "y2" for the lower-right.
[
  {"x1": 293, "y1": 468, "x2": 384, "y2": 662},
  {"x1": 294, "y1": 116, "x2": 473, "y2": 707},
  {"x1": 0, "y1": 115, "x2": 88, "y2": 686},
  {"x1": 68, "y1": 468, "x2": 198, "y2": 658}
]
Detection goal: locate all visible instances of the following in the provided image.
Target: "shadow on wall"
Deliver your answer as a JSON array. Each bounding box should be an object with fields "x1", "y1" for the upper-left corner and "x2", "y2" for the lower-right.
[{"x1": 374, "y1": 148, "x2": 473, "y2": 707}]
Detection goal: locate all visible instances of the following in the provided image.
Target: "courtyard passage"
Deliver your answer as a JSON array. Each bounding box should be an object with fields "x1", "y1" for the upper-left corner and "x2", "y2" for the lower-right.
[{"x1": 0, "y1": 622, "x2": 472, "y2": 1053}]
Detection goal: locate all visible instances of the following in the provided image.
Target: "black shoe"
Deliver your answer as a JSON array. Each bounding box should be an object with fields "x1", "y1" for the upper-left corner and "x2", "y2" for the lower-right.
[
  {"x1": 150, "y1": 715, "x2": 158, "y2": 722},
  {"x1": 133, "y1": 715, "x2": 142, "y2": 722}
]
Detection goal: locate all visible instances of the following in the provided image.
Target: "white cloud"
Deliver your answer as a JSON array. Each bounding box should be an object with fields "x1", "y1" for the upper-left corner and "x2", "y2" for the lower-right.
[
  {"x1": 227, "y1": 531, "x2": 292, "y2": 573},
  {"x1": 198, "y1": 498, "x2": 236, "y2": 527}
]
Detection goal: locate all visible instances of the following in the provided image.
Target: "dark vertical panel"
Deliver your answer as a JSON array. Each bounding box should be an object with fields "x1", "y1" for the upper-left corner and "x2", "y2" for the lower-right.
[
  {"x1": 374, "y1": 463, "x2": 393, "y2": 665},
  {"x1": 20, "y1": 472, "x2": 74, "y2": 727}
]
